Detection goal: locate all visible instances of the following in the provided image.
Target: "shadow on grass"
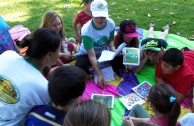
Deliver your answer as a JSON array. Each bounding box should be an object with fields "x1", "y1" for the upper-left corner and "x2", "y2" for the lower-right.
[
  {"x1": 5, "y1": 0, "x2": 82, "y2": 37},
  {"x1": 2, "y1": 0, "x2": 194, "y2": 38}
]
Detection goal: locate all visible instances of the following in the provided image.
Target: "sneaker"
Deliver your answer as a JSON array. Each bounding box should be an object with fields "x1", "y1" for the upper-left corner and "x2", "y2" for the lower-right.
[
  {"x1": 150, "y1": 22, "x2": 155, "y2": 27},
  {"x1": 161, "y1": 24, "x2": 171, "y2": 31}
]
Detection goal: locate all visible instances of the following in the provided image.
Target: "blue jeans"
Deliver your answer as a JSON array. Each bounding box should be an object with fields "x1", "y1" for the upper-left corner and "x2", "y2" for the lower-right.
[{"x1": 129, "y1": 104, "x2": 150, "y2": 118}]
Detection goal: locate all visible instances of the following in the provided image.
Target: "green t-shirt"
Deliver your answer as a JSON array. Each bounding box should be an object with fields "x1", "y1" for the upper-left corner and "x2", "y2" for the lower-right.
[{"x1": 79, "y1": 18, "x2": 115, "y2": 55}]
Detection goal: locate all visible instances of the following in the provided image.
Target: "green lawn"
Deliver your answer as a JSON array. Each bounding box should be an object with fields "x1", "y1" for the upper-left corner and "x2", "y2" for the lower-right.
[{"x1": 1, "y1": 0, "x2": 194, "y2": 39}]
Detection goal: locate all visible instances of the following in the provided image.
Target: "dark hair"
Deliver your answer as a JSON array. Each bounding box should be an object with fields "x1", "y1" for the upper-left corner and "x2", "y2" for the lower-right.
[
  {"x1": 18, "y1": 28, "x2": 61, "y2": 59},
  {"x1": 48, "y1": 65, "x2": 87, "y2": 106},
  {"x1": 119, "y1": 19, "x2": 136, "y2": 33},
  {"x1": 114, "y1": 31, "x2": 139, "y2": 48},
  {"x1": 80, "y1": 0, "x2": 93, "y2": 5},
  {"x1": 63, "y1": 100, "x2": 111, "y2": 126},
  {"x1": 148, "y1": 84, "x2": 180, "y2": 126},
  {"x1": 162, "y1": 48, "x2": 184, "y2": 67}
]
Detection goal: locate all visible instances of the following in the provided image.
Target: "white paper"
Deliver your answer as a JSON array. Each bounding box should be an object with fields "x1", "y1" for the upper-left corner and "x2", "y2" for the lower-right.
[
  {"x1": 132, "y1": 81, "x2": 152, "y2": 98},
  {"x1": 94, "y1": 66, "x2": 115, "y2": 83},
  {"x1": 119, "y1": 93, "x2": 145, "y2": 110},
  {"x1": 98, "y1": 42, "x2": 127, "y2": 63},
  {"x1": 98, "y1": 50, "x2": 115, "y2": 62}
]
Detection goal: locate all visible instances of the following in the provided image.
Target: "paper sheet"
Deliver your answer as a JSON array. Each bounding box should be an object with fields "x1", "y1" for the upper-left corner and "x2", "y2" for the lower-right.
[
  {"x1": 98, "y1": 42, "x2": 127, "y2": 63},
  {"x1": 94, "y1": 66, "x2": 115, "y2": 83}
]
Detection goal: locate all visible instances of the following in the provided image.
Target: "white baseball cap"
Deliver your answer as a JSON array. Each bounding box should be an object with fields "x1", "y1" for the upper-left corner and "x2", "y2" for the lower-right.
[{"x1": 90, "y1": 0, "x2": 108, "y2": 17}]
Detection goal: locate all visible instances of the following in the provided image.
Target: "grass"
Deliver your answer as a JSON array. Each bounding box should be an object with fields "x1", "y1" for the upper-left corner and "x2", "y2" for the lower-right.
[{"x1": 1, "y1": 0, "x2": 194, "y2": 39}]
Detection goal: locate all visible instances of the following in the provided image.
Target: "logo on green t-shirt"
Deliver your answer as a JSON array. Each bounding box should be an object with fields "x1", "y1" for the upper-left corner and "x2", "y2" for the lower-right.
[{"x1": 94, "y1": 36, "x2": 108, "y2": 46}]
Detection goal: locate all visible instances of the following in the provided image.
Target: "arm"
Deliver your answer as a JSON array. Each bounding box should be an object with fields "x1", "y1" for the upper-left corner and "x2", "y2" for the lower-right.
[
  {"x1": 87, "y1": 48, "x2": 105, "y2": 88},
  {"x1": 109, "y1": 39, "x2": 116, "y2": 52},
  {"x1": 155, "y1": 60, "x2": 166, "y2": 84},
  {"x1": 55, "y1": 58, "x2": 63, "y2": 66},
  {"x1": 175, "y1": 77, "x2": 193, "y2": 103},
  {"x1": 155, "y1": 76, "x2": 166, "y2": 84},
  {"x1": 134, "y1": 50, "x2": 149, "y2": 73},
  {"x1": 123, "y1": 116, "x2": 150, "y2": 126},
  {"x1": 60, "y1": 42, "x2": 73, "y2": 62},
  {"x1": 73, "y1": 16, "x2": 81, "y2": 44},
  {"x1": 131, "y1": 117, "x2": 150, "y2": 125},
  {"x1": 109, "y1": 26, "x2": 116, "y2": 52},
  {"x1": 123, "y1": 116, "x2": 135, "y2": 126},
  {"x1": 155, "y1": 74, "x2": 189, "y2": 104}
]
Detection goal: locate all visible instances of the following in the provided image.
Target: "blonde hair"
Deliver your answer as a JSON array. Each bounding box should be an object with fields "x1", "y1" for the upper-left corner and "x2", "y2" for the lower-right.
[
  {"x1": 40, "y1": 11, "x2": 65, "y2": 39},
  {"x1": 63, "y1": 100, "x2": 111, "y2": 126}
]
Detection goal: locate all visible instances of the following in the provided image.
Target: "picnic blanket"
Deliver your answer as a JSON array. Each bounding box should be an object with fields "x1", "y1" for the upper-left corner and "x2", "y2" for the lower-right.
[{"x1": 82, "y1": 29, "x2": 194, "y2": 126}]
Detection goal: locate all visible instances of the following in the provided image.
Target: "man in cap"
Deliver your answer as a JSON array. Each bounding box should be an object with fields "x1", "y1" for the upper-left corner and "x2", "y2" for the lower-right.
[{"x1": 75, "y1": 0, "x2": 115, "y2": 88}]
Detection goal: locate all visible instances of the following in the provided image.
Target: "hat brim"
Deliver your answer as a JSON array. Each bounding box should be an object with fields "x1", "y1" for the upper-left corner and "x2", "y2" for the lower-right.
[
  {"x1": 92, "y1": 11, "x2": 108, "y2": 17},
  {"x1": 144, "y1": 47, "x2": 161, "y2": 51},
  {"x1": 124, "y1": 32, "x2": 138, "y2": 38}
]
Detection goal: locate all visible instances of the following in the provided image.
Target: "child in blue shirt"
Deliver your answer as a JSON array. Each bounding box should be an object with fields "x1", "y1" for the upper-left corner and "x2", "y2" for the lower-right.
[{"x1": 25, "y1": 65, "x2": 87, "y2": 126}]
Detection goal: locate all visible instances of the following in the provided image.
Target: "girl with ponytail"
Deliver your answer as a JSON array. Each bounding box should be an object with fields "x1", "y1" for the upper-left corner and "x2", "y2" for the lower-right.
[{"x1": 123, "y1": 84, "x2": 180, "y2": 126}]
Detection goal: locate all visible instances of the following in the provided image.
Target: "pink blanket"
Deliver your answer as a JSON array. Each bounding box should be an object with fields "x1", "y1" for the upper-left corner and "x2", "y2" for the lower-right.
[
  {"x1": 181, "y1": 97, "x2": 192, "y2": 110},
  {"x1": 81, "y1": 80, "x2": 119, "y2": 100}
]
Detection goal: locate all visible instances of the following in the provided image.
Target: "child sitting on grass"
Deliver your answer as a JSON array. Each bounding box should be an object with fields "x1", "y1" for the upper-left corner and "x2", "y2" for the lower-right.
[
  {"x1": 19, "y1": 11, "x2": 77, "y2": 66},
  {"x1": 111, "y1": 19, "x2": 139, "y2": 75},
  {"x1": 155, "y1": 48, "x2": 194, "y2": 103},
  {"x1": 123, "y1": 84, "x2": 180, "y2": 126},
  {"x1": 40, "y1": 11, "x2": 77, "y2": 65},
  {"x1": 25, "y1": 65, "x2": 87, "y2": 126}
]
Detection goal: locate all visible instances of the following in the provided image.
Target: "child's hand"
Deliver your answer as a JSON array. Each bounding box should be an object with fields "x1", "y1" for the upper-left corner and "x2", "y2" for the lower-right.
[
  {"x1": 141, "y1": 50, "x2": 148, "y2": 60},
  {"x1": 124, "y1": 65, "x2": 132, "y2": 72},
  {"x1": 123, "y1": 116, "x2": 135, "y2": 126},
  {"x1": 97, "y1": 74, "x2": 105, "y2": 89}
]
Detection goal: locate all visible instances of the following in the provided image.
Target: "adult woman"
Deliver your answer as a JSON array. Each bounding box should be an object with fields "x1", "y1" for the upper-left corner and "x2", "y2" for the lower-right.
[{"x1": 0, "y1": 28, "x2": 61, "y2": 125}]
